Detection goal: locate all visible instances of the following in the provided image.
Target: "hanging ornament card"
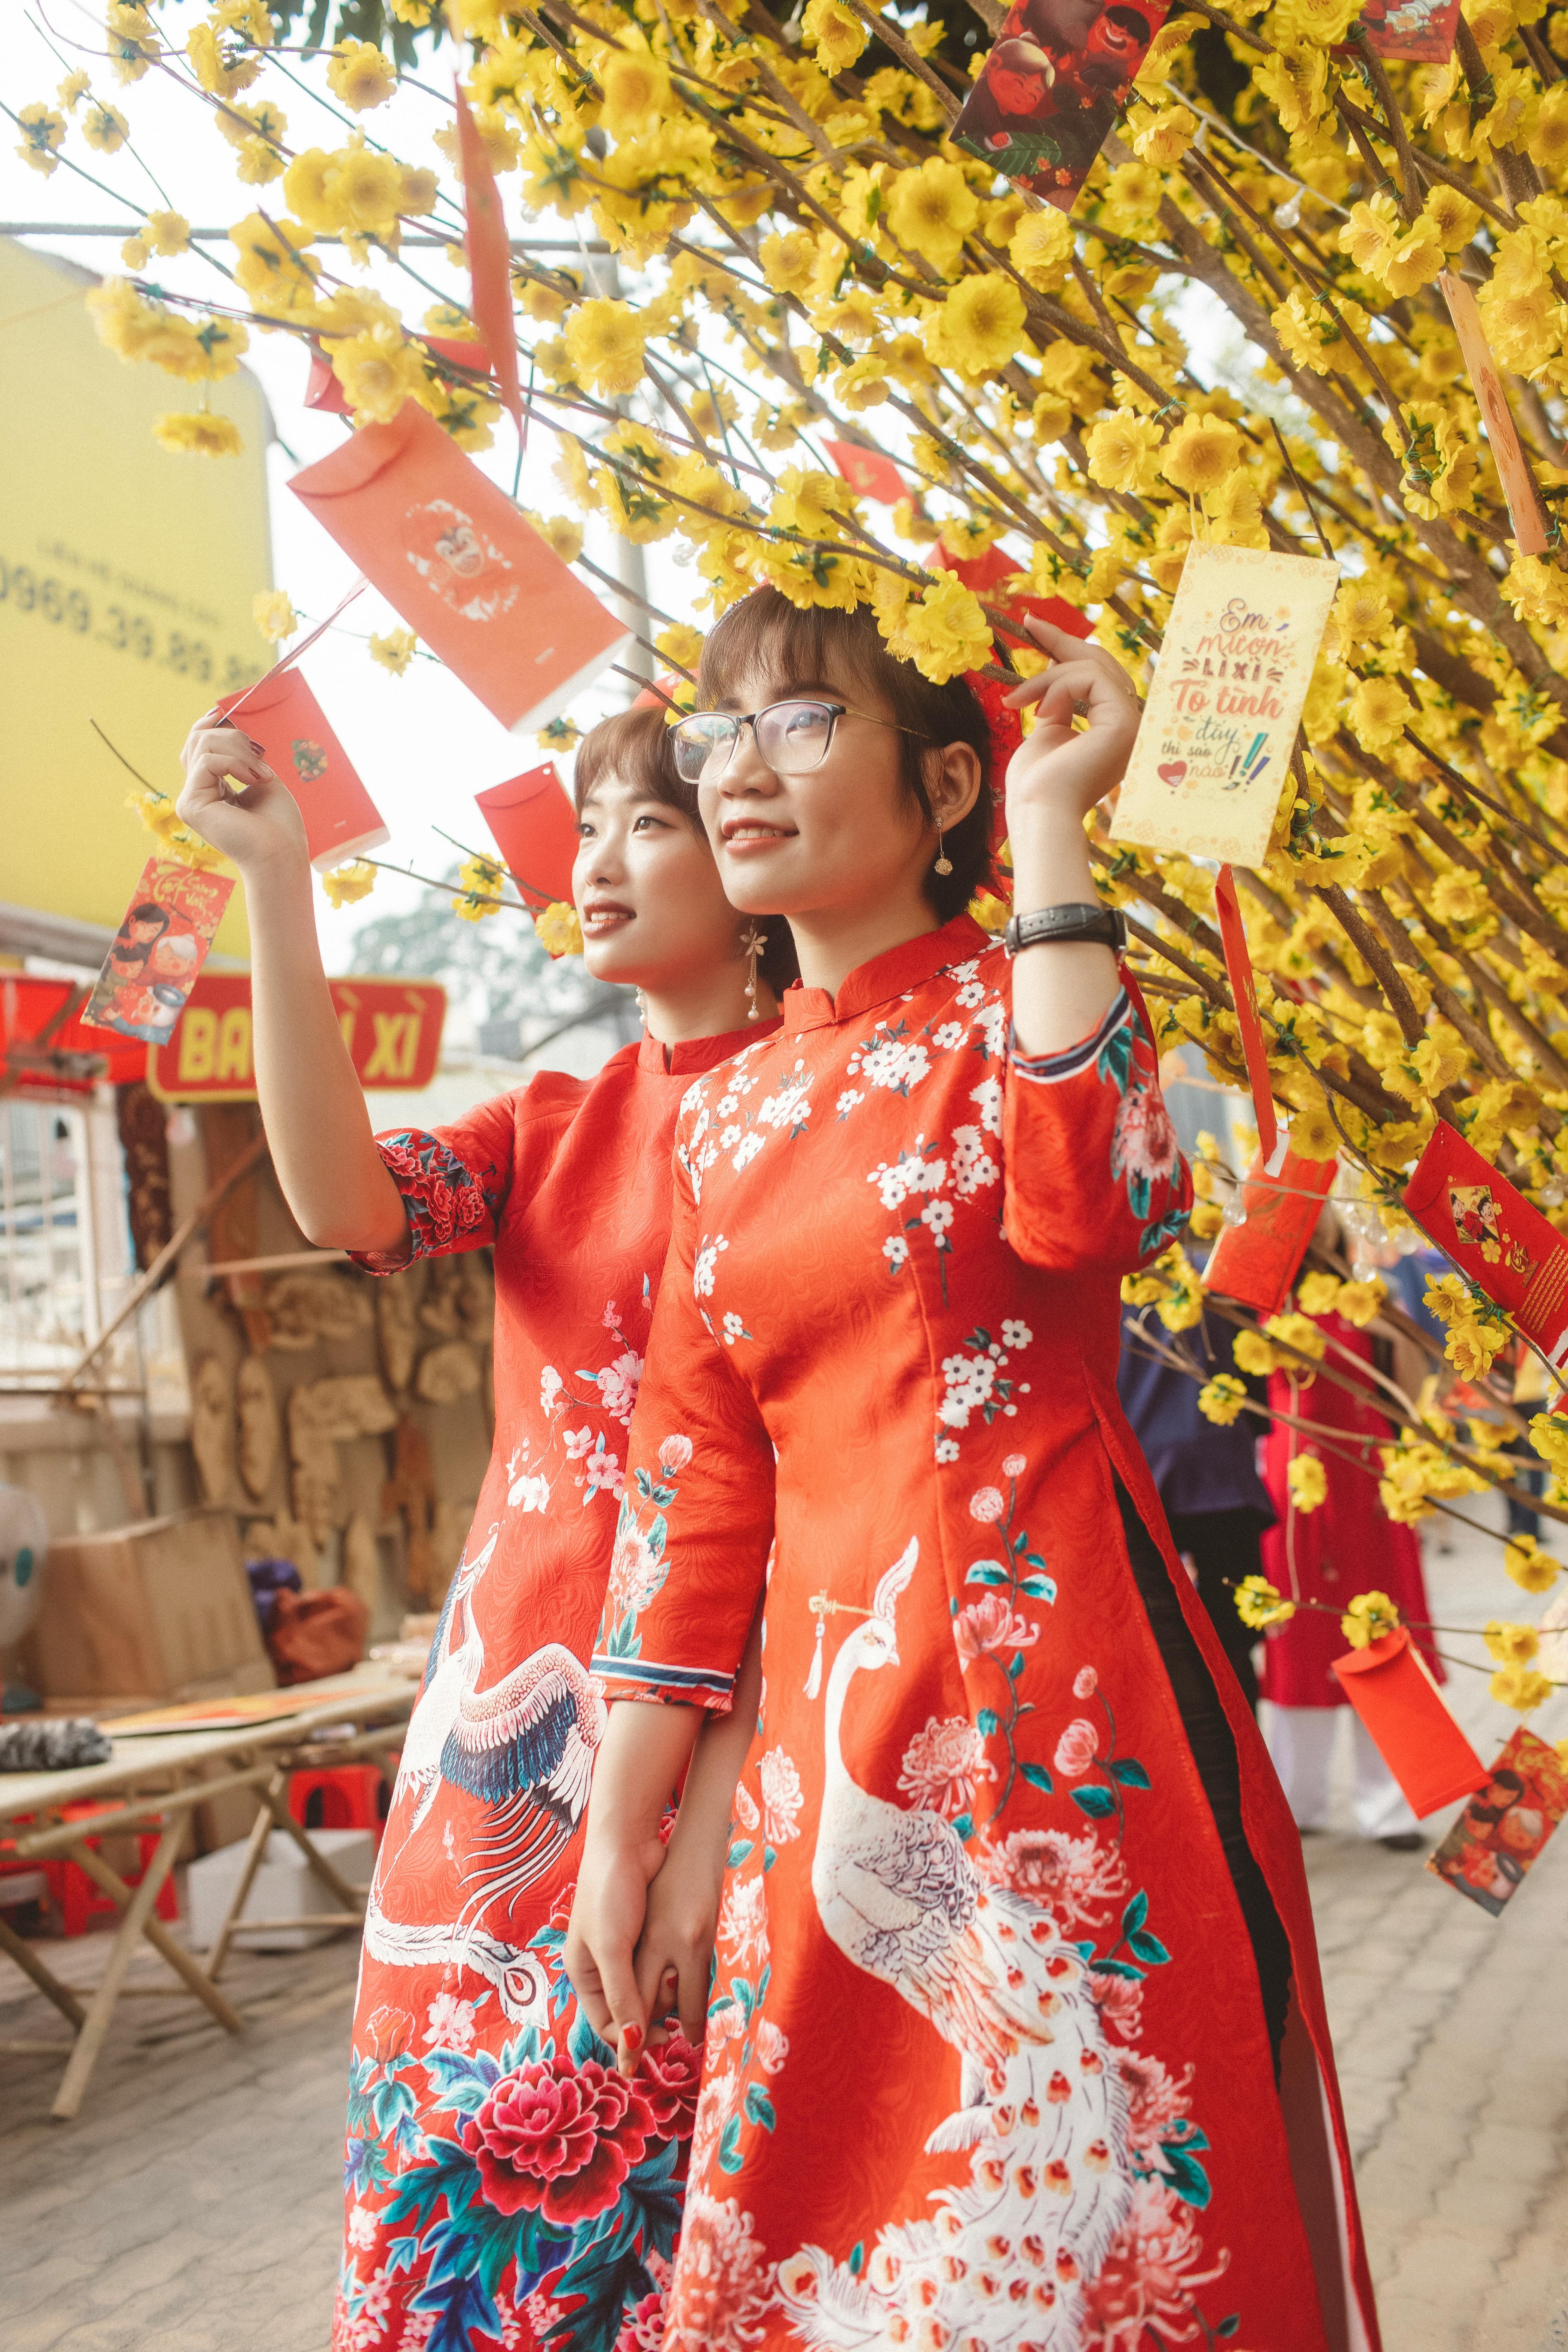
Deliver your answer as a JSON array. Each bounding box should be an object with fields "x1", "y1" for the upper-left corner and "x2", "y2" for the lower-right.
[{"x1": 1110, "y1": 544, "x2": 1339, "y2": 867}]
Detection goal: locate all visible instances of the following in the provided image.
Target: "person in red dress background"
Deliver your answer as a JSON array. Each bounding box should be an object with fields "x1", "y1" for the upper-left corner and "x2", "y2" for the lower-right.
[
  {"x1": 1260, "y1": 1310, "x2": 1444, "y2": 1848},
  {"x1": 565, "y1": 594, "x2": 1383, "y2": 2352},
  {"x1": 175, "y1": 705, "x2": 792, "y2": 2352}
]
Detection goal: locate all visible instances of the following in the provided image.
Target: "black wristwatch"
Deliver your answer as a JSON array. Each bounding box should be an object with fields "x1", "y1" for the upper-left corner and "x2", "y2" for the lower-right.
[{"x1": 1003, "y1": 902, "x2": 1127, "y2": 957}]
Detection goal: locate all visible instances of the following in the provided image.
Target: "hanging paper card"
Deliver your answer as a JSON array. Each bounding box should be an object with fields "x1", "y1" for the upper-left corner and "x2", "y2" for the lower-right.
[
  {"x1": 453, "y1": 80, "x2": 524, "y2": 435},
  {"x1": 82, "y1": 857, "x2": 235, "y2": 1046},
  {"x1": 1403, "y1": 1120, "x2": 1568, "y2": 1367},
  {"x1": 953, "y1": 0, "x2": 1173, "y2": 211},
  {"x1": 1356, "y1": 0, "x2": 1462, "y2": 61},
  {"x1": 1111, "y1": 544, "x2": 1339, "y2": 867},
  {"x1": 289, "y1": 400, "x2": 631, "y2": 735},
  {"x1": 1426, "y1": 1726, "x2": 1568, "y2": 1914},
  {"x1": 475, "y1": 765, "x2": 579, "y2": 911},
  {"x1": 826, "y1": 441, "x2": 906, "y2": 505},
  {"x1": 1438, "y1": 272, "x2": 1549, "y2": 557},
  {"x1": 1203, "y1": 1135, "x2": 1337, "y2": 1317},
  {"x1": 216, "y1": 669, "x2": 389, "y2": 873},
  {"x1": 1330, "y1": 1626, "x2": 1487, "y2": 1818}
]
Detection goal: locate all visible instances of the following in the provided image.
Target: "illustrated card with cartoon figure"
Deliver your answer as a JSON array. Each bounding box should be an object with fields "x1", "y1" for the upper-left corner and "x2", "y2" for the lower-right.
[
  {"x1": 1109, "y1": 543, "x2": 1340, "y2": 868},
  {"x1": 1404, "y1": 1119, "x2": 1568, "y2": 1366},
  {"x1": 82, "y1": 856, "x2": 235, "y2": 1045},
  {"x1": 953, "y1": 0, "x2": 1173, "y2": 210},
  {"x1": 1426, "y1": 1727, "x2": 1568, "y2": 1916}
]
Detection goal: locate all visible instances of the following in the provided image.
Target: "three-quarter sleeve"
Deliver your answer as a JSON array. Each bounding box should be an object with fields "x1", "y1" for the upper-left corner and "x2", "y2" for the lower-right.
[
  {"x1": 591, "y1": 1166, "x2": 776, "y2": 1714},
  {"x1": 347, "y1": 1096, "x2": 515, "y2": 1275},
  {"x1": 1003, "y1": 973, "x2": 1191, "y2": 1276}
]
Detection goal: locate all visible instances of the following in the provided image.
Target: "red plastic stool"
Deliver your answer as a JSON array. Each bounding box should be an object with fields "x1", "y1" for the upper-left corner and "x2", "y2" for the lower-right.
[
  {"x1": 288, "y1": 1763, "x2": 390, "y2": 1842},
  {"x1": 46, "y1": 1801, "x2": 180, "y2": 1938}
]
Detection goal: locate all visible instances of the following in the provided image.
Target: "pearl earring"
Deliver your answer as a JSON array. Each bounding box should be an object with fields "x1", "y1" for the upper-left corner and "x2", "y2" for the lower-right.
[
  {"x1": 635, "y1": 987, "x2": 648, "y2": 1022},
  {"x1": 933, "y1": 821, "x2": 953, "y2": 878}
]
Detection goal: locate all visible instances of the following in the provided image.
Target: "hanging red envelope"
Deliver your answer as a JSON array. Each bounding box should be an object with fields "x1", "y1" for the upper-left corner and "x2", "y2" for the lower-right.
[
  {"x1": 826, "y1": 440, "x2": 906, "y2": 505},
  {"x1": 1354, "y1": 0, "x2": 1462, "y2": 66},
  {"x1": 1403, "y1": 1120, "x2": 1568, "y2": 1369},
  {"x1": 289, "y1": 399, "x2": 631, "y2": 734},
  {"x1": 216, "y1": 669, "x2": 389, "y2": 872},
  {"x1": 1203, "y1": 1139, "x2": 1337, "y2": 1316},
  {"x1": 1426, "y1": 1725, "x2": 1568, "y2": 1915},
  {"x1": 1330, "y1": 1626, "x2": 1487, "y2": 1818},
  {"x1": 953, "y1": 0, "x2": 1173, "y2": 212},
  {"x1": 475, "y1": 764, "x2": 578, "y2": 912},
  {"x1": 81, "y1": 856, "x2": 236, "y2": 1047}
]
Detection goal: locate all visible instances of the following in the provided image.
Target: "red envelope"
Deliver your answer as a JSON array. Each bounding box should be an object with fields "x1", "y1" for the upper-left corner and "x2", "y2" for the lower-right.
[
  {"x1": 475, "y1": 764, "x2": 578, "y2": 911},
  {"x1": 305, "y1": 338, "x2": 491, "y2": 415},
  {"x1": 1203, "y1": 1142, "x2": 1337, "y2": 1316},
  {"x1": 928, "y1": 542, "x2": 1093, "y2": 642},
  {"x1": 953, "y1": 0, "x2": 1174, "y2": 212},
  {"x1": 1404, "y1": 1120, "x2": 1568, "y2": 1367},
  {"x1": 1353, "y1": 0, "x2": 1461, "y2": 62},
  {"x1": 1426, "y1": 1726, "x2": 1568, "y2": 1915},
  {"x1": 82, "y1": 857, "x2": 236, "y2": 1046},
  {"x1": 216, "y1": 669, "x2": 388, "y2": 872},
  {"x1": 289, "y1": 399, "x2": 631, "y2": 733},
  {"x1": 826, "y1": 440, "x2": 906, "y2": 505},
  {"x1": 1331, "y1": 1627, "x2": 1487, "y2": 1818}
]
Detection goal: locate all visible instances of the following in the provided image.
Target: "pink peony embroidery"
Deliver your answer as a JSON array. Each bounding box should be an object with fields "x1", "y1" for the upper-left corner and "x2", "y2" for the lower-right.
[
  {"x1": 969, "y1": 1484, "x2": 1005, "y2": 1523},
  {"x1": 1074, "y1": 1664, "x2": 1099, "y2": 1700},
  {"x1": 1118, "y1": 2051, "x2": 1196, "y2": 2166},
  {"x1": 1082, "y1": 2180, "x2": 1230, "y2": 2348},
  {"x1": 976, "y1": 1825, "x2": 1129, "y2": 1929},
  {"x1": 659, "y1": 1433, "x2": 693, "y2": 1474},
  {"x1": 1054, "y1": 1716, "x2": 1099, "y2": 1776},
  {"x1": 897, "y1": 1715, "x2": 997, "y2": 1818},
  {"x1": 953, "y1": 1591, "x2": 1040, "y2": 1666}
]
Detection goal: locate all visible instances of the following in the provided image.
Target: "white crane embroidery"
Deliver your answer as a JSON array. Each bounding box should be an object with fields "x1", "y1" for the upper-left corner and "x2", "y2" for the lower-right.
[
  {"x1": 382, "y1": 1522, "x2": 608, "y2": 1926},
  {"x1": 777, "y1": 1539, "x2": 1135, "y2": 2351}
]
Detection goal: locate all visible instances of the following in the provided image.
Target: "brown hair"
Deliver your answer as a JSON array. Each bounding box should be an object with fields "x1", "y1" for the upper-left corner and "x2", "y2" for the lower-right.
[
  {"x1": 695, "y1": 590, "x2": 995, "y2": 921},
  {"x1": 570, "y1": 702, "x2": 799, "y2": 995}
]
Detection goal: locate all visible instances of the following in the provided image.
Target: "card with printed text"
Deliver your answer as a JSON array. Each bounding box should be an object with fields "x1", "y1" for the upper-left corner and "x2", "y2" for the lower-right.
[
  {"x1": 82, "y1": 856, "x2": 235, "y2": 1046},
  {"x1": 1110, "y1": 543, "x2": 1339, "y2": 868}
]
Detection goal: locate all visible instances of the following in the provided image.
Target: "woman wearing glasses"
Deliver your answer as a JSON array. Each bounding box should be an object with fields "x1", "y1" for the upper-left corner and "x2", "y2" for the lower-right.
[
  {"x1": 565, "y1": 594, "x2": 1379, "y2": 2351},
  {"x1": 175, "y1": 703, "x2": 791, "y2": 2352}
]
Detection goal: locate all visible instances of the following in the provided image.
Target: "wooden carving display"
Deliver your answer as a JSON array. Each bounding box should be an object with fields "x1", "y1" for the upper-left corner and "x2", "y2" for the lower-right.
[
  {"x1": 380, "y1": 1416, "x2": 437, "y2": 1605},
  {"x1": 189, "y1": 1354, "x2": 236, "y2": 1505},
  {"x1": 376, "y1": 1276, "x2": 419, "y2": 1394},
  {"x1": 343, "y1": 1510, "x2": 383, "y2": 1622},
  {"x1": 419, "y1": 1258, "x2": 464, "y2": 1337},
  {"x1": 456, "y1": 1254, "x2": 495, "y2": 1344},
  {"x1": 236, "y1": 1354, "x2": 281, "y2": 1500},
  {"x1": 264, "y1": 1269, "x2": 374, "y2": 1349},
  {"x1": 415, "y1": 1340, "x2": 482, "y2": 1404}
]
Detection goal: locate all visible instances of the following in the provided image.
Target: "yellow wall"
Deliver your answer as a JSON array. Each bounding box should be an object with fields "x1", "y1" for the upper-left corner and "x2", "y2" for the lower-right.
[{"x1": 0, "y1": 238, "x2": 273, "y2": 959}]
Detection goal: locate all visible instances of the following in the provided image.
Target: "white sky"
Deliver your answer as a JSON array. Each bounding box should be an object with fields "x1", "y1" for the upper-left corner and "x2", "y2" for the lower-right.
[{"x1": 1, "y1": 3, "x2": 704, "y2": 976}]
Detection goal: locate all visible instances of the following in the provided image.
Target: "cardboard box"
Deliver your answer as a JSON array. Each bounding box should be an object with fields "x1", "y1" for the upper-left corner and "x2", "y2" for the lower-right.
[{"x1": 20, "y1": 1507, "x2": 276, "y2": 1703}]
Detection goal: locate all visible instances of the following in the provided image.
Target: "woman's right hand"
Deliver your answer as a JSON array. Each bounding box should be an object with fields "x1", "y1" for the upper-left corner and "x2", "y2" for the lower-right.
[
  {"x1": 175, "y1": 718, "x2": 309, "y2": 876},
  {"x1": 564, "y1": 1822, "x2": 667, "y2": 2074}
]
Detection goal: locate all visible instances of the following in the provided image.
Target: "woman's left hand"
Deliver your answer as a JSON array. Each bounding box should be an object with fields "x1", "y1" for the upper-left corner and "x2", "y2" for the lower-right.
[{"x1": 1002, "y1": 616, "x2": 1143, "y2": 833}]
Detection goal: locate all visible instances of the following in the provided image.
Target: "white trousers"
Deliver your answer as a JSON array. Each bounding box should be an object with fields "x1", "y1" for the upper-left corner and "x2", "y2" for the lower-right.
[{"x1": 1262, "y1": 1702, "x2": 1419, "y2": 1839}]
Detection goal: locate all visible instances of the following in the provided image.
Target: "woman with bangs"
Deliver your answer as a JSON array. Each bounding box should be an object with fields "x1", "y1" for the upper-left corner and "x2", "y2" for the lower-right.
[
  {"x1": 175, "y1": 701, "x2": 794, "y2": 2352},
  {"x1": 565, "y1": 594, "x2": 1381, "y2": 2352}
]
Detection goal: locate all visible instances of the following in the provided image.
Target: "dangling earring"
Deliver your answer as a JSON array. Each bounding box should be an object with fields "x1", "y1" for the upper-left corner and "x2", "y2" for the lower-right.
[
  {"x1": 743, "y1": 921, "x2": 767, "y2": 1020},
  {"x1": 933, "y1": 820, "x2": 953, "y2": 878}
]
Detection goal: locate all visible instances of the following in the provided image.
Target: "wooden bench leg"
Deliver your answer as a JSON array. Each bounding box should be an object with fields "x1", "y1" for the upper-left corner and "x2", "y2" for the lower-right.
[
  {"x1": 0, "y1": 1909, "x2": 86, "y2": 2029},
  {"x1": 258, "y1": 1782, "x2": 370, "y2": 1914},
  {"x1": 202, "y1": 1772, "x2": 283, "y2": 1983},
  {"x1": 68, "y1": 1839, "x2": 244, "y2": 2041},
  {"x1": 50, "y1": 1818, "x2": 186, "y2": 2121}
]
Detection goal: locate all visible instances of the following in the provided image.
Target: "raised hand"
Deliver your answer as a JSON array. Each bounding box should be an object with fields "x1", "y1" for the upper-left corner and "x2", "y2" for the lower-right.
[
  {"x1": 176, "y1": 717, "x2": 308, "y2": 874},
  {"x1": 1002, "y1": 616, "x2": 1143, "y2": 830}
]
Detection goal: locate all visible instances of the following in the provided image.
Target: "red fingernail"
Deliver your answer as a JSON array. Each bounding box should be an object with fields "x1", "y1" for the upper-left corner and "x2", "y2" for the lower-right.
[{"x1": 622, "y1": 2021, "x2": 643, "y2": 2049}]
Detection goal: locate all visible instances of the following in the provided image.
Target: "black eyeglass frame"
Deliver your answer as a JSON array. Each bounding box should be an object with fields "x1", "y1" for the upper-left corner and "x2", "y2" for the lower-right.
[{"x1": 668, "y1": 698, "x2": 929, "y2": 784}]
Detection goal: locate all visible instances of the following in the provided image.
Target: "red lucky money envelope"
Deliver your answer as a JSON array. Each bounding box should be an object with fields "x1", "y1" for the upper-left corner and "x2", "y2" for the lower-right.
[
  {"x1": 1426, "y1": 1725, "x2": 1568, "y2": 1915},
  {"x1": 475, "y1": 764, "x2": 579, "y2": 912},
  {"x1": 1330, "y1": 1627, "x2": 1487, "y2": 1818},
  {"x1": 216, "y1": 668, "x2": 389, "y2": 872},
  {"x1": 826, "y1": 440, "x2": 906, "y2": 505},
  {"x1": 82, "y1": 856, "x2": 235, "y2": 1046},
  {"x1": 953, "y1": 0, "x2": 1173, "y2": 211},
  {"x1": 1404, "y1": 1120, "x2": 1568, "y2": 1369},
  {"x1": 1354, "y1": 0, "x2": 1461, "y2": 62},
  {"x1": 289, "y1": 399, "x2": 631, "y2": 734},
  {"x1": 1204, "y1": 1138, "x2": 1338, "y2": 1317}
]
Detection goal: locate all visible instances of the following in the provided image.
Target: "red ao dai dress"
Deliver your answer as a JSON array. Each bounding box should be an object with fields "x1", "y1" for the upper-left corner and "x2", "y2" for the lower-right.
[
  {"x1": 596, "y1": 917, "x2": 1382, "y2": 2352},
  {"x1": 331, "y1": 1025, "x2": 775, "y2": 2352}
]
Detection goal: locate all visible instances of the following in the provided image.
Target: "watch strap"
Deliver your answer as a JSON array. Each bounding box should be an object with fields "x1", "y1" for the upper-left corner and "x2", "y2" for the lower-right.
[{"x1": 1004, "y1": 903, "x2": 1127, "y2": 957}]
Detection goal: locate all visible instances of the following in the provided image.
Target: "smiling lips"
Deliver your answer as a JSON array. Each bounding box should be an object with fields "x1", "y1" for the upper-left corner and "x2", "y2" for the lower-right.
[
  {"x1": 722, "y1": 818, "x2": 796, "y2": 853},
  {"x1": 581, "y1": 900, "x2": 634, "y2": 934}
]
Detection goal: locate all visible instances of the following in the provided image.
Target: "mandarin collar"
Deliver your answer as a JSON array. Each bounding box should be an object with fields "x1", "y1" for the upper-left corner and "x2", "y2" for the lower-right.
[
  {"x1": 782, "y1": 915, "x2": 992, "y2": 1035},
  {"x1": 637, "y1": 1015, "x2": 781, "y2": 1077}
]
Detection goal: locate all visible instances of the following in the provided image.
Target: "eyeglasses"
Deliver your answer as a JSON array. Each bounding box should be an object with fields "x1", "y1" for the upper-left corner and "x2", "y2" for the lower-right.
[{"x1": 668, "y1": 698, "x2": 926, "y2": 784}]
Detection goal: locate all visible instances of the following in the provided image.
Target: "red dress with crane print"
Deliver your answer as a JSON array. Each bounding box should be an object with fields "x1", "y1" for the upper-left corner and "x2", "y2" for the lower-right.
[
  {"x1": 332, "y1": 1024, "x2": 776, "y2": 2352},
  {"x1": 595, "y1": 917, "x2": 1383, "y2": 2352}
]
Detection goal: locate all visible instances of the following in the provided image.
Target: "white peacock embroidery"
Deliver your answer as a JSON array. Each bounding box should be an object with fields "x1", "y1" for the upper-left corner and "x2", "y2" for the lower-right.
[{"x1": 776, "y1": 1539, "x2": 1136, "y2": 2350}]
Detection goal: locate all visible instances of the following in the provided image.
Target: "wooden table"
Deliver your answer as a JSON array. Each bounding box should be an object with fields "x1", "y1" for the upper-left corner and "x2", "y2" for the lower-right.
[{"x1": 0, "y1": 1669, "x2": 413, "y2": 2120}]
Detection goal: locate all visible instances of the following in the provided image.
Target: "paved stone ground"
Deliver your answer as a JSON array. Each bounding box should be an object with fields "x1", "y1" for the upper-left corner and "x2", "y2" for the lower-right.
[{"x1": 1, "y1": 1500, "x2": 1564, "y2": 2350}]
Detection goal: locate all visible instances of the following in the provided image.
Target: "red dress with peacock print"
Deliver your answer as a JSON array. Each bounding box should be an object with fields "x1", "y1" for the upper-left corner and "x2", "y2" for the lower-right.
[
  {"x1": 595, "y1": 916, "x2": 1382, "y2": 2352},
  {"x1": 331, "y1": 1023, "x2": 776, "y2": 2352}
]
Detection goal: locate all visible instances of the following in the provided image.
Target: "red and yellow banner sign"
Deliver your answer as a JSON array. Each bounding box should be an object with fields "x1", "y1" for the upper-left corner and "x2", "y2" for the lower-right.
[{"x1": 147, "y1": 974, "x2": 445, "y2": 1102}]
